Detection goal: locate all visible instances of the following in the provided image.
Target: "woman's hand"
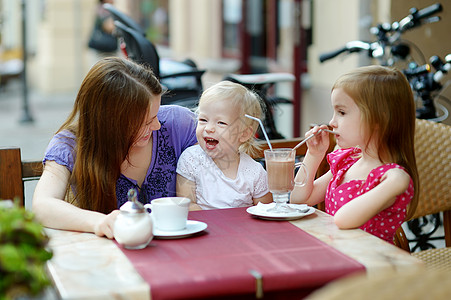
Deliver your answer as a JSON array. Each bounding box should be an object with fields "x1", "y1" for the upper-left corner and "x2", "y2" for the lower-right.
[{"x1": 94, "y1": 210, "x2": 120, "y2": 239}]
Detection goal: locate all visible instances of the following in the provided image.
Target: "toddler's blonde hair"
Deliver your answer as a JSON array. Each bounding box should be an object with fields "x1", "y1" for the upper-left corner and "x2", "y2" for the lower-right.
[{"x1": 198, "y1": 80, "x2": 264, "y2": 157}]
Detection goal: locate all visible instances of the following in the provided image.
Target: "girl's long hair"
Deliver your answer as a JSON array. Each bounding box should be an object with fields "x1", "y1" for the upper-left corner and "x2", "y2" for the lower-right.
[
  {"x1": 58, "y1": 57, "x2": 162, "y2": 213},
  {"x1": 332, "y1": 65, "x2": 419, "y2": 220},
  {"x1": 198, "y1": 80, "x2": 264, "y2": 157}
]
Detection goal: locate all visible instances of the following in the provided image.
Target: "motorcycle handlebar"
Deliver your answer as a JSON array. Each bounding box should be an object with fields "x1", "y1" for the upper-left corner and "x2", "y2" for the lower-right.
[
  {"x1": 415, "y1": 3, "x2": 442, "y2": 20},
  {"x1": 319, "y1": 41, "x2": 371, "y2": 63},
  {"x1": 319, "y1": 46, "x2": 348, "y2": 63},
  {"x1": 398, "y1": 3, "x2": 443, "y2": 32},
  {"x1": 319, "y1": 3, "x2": 443, "y2": 63},
  {"x1": 403, "y1": 64, "x2": 431, "y2": 78}
]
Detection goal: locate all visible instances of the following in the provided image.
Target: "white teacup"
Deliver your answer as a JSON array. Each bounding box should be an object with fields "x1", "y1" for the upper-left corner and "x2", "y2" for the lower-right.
[{"x1": 145, "y1": 197, "x2": 190, "y2": 231}]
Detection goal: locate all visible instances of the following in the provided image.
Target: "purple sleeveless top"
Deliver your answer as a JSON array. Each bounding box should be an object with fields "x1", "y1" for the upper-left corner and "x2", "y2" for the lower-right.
[{"x1": 43, "y1": 105, "x2": 197, "y2": 208}]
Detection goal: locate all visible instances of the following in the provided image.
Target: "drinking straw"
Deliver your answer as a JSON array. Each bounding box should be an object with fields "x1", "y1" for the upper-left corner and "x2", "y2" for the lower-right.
[
  {"x1": 245, "y1": 114, "x2": 273, "y2": 151},
  {"x1": 292, "y1": 129, "x2": 337, "y2": 150}
]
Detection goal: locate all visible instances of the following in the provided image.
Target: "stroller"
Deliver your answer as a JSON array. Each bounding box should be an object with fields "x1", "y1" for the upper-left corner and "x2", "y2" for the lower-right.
[{"x1": 104, "y1": 3, "x2": 205, "y2": 109}]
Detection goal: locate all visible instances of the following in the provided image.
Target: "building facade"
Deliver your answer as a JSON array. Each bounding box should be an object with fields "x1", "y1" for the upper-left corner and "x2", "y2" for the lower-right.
[{"x1": 1, "y1": 0, "x2": 450, "y2": 135}]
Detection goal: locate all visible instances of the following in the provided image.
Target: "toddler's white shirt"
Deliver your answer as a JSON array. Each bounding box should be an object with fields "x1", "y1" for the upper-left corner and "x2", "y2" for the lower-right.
[{"x1": 177, "y1": 145, "x2": 269, "y2": 209}]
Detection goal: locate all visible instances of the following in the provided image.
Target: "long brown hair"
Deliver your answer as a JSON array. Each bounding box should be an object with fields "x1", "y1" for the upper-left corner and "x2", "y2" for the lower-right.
[
  {"x1": 58, "y1": 57, "x2": 162, "y2": 213},
  {"x1": 332, "y1": 65, "x2": 419, "y2": 219}
]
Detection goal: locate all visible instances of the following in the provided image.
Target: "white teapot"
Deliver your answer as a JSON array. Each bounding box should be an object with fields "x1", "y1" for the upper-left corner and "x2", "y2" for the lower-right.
[{"x1": 114, "y1": 189, "x2": 153, "y2": 249}]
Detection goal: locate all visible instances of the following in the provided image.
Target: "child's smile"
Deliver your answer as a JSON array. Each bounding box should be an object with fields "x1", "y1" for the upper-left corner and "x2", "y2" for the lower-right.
[
  {"x1": 196, "y1": 98, "x2": 244, "y2": 160},
  {"x1": 204, "y1": 137, "x2": 219, "y2": 150}
]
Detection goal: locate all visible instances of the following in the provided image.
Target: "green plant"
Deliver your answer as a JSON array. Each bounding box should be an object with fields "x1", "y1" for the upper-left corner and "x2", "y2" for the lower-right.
[{"x1": 0, "y1": 201, "x2": 53, "y2": 300}]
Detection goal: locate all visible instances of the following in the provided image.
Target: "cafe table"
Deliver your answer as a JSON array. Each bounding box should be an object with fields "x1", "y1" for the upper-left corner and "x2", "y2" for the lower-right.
[{"x1": 45, "y1": 207, "x2": 424, "y2": 299}]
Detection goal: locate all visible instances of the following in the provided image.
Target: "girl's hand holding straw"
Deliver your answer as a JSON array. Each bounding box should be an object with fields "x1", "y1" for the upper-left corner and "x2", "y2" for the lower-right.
[{"x1": 293, "y1": 127, "x2": 337, "y2": 150}]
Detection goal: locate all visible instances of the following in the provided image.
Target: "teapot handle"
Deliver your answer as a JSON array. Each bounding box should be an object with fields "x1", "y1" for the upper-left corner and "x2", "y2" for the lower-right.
[{"x1": 143, "y1": 204, "x2": 154, "y2": 221}]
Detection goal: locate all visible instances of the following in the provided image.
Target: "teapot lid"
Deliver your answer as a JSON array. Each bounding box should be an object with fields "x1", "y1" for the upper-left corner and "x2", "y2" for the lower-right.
[{"x1": 120, "y1": 189, "x2": 145, "y2": 213}]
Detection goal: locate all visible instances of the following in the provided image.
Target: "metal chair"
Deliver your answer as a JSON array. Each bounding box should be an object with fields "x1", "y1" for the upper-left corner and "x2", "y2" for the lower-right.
[{"x1": 104, "y1": 4, "x2": 206, "y2": 109}]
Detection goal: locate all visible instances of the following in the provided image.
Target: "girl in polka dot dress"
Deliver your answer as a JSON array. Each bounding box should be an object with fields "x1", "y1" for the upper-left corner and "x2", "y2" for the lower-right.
[{"x1": 291, "y1": 66, "x2": 419, "y2": 244}]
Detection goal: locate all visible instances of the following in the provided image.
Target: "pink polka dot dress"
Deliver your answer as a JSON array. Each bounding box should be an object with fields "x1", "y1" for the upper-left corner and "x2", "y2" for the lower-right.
[{"x1": 325, "y1": 148, "x2": 414, "y2": 244}]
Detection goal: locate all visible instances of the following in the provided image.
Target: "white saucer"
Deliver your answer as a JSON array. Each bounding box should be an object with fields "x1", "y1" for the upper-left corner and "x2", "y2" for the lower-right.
[
  {"x1": 246, "y1": 203, "x2": 315, "y2": 221},
  {"x1": 153, "y1": 220, "x2": 207, "y2": 239}
]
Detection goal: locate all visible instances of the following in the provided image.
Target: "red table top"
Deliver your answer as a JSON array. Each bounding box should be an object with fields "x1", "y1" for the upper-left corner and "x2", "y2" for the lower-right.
[{"x1": 119, "y1": 207, "x2": 365, "y2": 299}]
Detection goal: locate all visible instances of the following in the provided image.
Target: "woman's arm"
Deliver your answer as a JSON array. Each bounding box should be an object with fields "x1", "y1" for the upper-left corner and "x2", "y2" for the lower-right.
[
  {"x1": 176, "y1": 174, "x2": 201, "y2": 210},
  {"x1": 333, "y1": 168, "x2": 411, "y2": 229},
  {"x1": 32, "y1": 161, "x2": 119, "y2": 238}
]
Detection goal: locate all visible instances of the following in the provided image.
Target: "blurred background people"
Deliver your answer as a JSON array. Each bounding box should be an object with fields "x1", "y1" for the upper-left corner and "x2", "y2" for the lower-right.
[{"x1": 88, "y1": 0, "x2": 119, "y2": 62}]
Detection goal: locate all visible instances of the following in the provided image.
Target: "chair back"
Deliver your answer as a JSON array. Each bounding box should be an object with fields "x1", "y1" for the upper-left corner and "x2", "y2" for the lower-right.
[
  {"x1": 412, "y1": 119, "x2": 451, "y2": 219},
  {"x1": 306, "y1": 268, "x2": 451, "y2": 300},
  {"x1": 412, "y1": 119, "x2": 451, "y2": 247},
  {"x1": 0, "y1": 147, "x2": 43, "y2": 206}
]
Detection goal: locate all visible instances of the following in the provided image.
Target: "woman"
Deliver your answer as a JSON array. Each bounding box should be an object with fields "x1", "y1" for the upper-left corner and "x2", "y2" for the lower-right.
[{"x1": 32, "y1": 57, "x2": 197, "y2": 238}]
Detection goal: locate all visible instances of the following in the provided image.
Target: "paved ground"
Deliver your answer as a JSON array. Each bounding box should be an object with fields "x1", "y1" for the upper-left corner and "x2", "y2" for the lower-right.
[{"x1": 0, "y1": 79, "x2": 76, "y2": 161}]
